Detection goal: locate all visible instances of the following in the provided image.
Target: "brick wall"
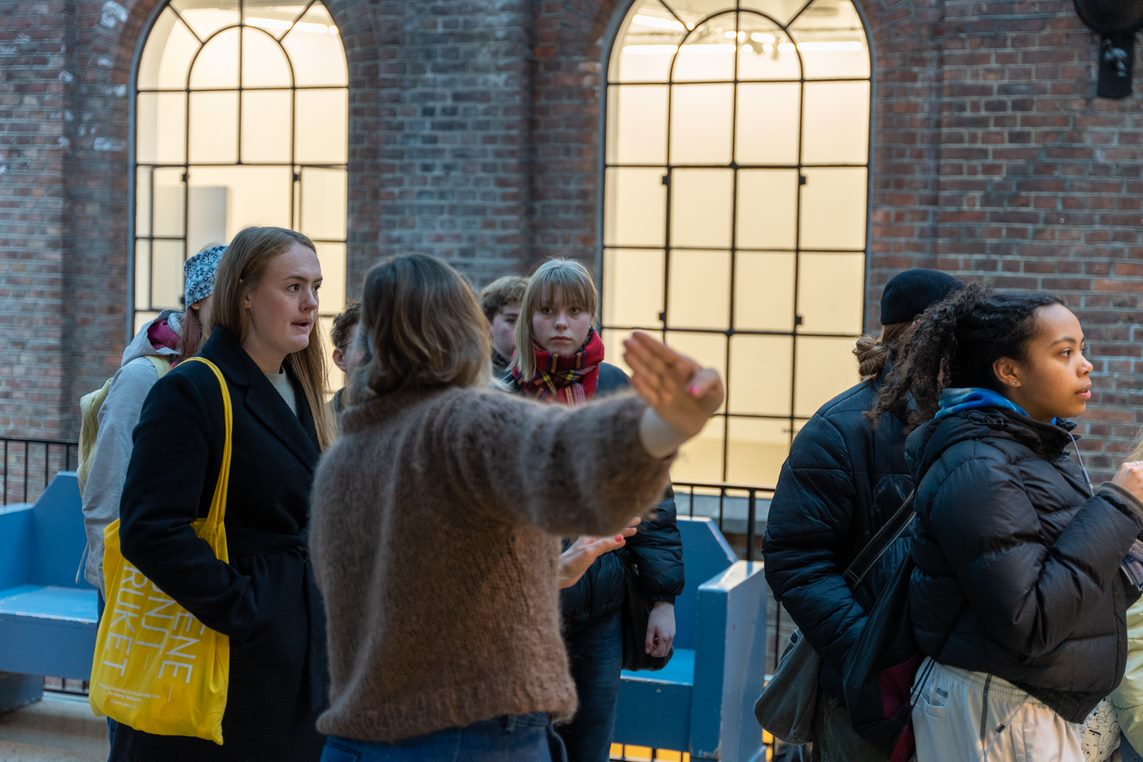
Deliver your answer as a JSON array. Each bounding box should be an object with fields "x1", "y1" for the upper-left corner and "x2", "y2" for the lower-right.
[
  {"x1": 926, "y1": 1, "x2": 1143, "y2": 477},
  {"x1": 0, "y1": 1, "x2": 72, "y2": 438},
  {"x1": 62, "y1": 0, "x2": 148, "y2": 438},
  {"x1": 341, "y1": 0, "x2": 537, "y2": 292},
  {"x1": 1, "y1": 0, "x2": 1140, "y2": 477},
  {"x1": 535, "y1": 0, "x2": 1143, "y2": 479}
]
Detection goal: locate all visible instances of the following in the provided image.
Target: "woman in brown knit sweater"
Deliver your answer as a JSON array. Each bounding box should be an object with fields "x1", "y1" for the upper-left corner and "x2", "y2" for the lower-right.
[{"x1": 308, "y1": 253, "x2": 723, "y2": 762}]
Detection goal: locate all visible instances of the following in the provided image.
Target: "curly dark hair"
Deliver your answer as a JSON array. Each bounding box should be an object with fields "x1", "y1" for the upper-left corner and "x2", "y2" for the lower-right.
[{"x1": 871, "y1": 285, "x2": 1065, "y2": 426}]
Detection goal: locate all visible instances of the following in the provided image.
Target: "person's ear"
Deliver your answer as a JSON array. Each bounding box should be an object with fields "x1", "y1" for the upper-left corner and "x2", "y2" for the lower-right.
[
  {"x1": 332, "y1": 347, "x2": 347, "y2": 373},
  {"x1": 993, "y1": 356, "x2": 1023, "y2": 388}
]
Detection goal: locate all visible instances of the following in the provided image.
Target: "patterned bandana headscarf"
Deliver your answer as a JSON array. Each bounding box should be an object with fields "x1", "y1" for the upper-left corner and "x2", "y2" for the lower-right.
[
  {"x1": 512, "y1": 328, "x2": 605, "y2": 406},
  {"x1": 184, "y1": 244, "x2": 226, "y2": 306}
]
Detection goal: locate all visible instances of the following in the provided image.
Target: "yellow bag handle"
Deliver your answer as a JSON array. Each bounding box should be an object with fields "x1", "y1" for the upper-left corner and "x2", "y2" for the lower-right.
[{"x1": 182, "y1": 357, "x2": 232, "y2": 534}]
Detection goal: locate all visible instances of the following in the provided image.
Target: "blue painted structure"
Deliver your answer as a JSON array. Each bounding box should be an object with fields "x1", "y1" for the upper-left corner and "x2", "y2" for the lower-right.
[
  {"x1": 614, "y1": 516, "x2": 768, "y2": 761},
  {"x1": 0, "y1": 472, "x2": 97, "y2": 712}
]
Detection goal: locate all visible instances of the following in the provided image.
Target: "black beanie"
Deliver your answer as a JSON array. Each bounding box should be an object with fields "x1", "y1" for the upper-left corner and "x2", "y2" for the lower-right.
[{"x1": 879, "y1": 269, "x2": 965, "y2": 325}]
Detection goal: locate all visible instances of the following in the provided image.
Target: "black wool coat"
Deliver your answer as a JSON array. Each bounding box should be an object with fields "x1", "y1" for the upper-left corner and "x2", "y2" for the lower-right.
[
  {"x1": 908, "y1": 407, "x2": 1143, "y2": 722},
  {"x1": 112, "y1": 327, "x2": 327, "y2": 761},
  {"x1": 762, "y1": 377, "x2": 913, "y2": 702}
]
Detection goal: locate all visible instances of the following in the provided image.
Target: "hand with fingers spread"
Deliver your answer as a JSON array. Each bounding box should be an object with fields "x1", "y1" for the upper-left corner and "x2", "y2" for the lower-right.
[
  {"x1": 558, "y1": 516, "x2": 641, "y2": 590},
  {"x1": 622, "y1": 331, "x2": 725, "y2": 458}
]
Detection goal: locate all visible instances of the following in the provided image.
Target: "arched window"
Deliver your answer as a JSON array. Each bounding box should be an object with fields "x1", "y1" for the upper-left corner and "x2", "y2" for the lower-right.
[
  {"x1": 133, "y1": 0, "x2": 348, "y2": 350},
  {"x1": 603, "y1": 0, "x2": 871, "y2": 488}
]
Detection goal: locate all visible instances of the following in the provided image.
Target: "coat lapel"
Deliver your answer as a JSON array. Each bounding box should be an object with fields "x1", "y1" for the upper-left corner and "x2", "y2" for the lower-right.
[
  {"x1": 202, "y1": 328, "x2": 321, "y2": 472},
  {"x1": 244, "y1": 382, "x2": 320, "y2": 472}
]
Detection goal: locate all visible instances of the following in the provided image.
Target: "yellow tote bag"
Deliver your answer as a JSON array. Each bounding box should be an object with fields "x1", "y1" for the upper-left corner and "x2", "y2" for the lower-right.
[{"x1": 89, "y1": 357, "x2": 232, "y2": 745}]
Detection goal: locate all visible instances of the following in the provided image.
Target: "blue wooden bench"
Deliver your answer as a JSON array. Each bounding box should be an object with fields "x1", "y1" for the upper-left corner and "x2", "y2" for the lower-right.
[
  {"x1": 0, "y1": 472, "x2": 97, "y2": 712},
  {"x1": 614, "y1": 516, "x2": 768, "y2": 761}
]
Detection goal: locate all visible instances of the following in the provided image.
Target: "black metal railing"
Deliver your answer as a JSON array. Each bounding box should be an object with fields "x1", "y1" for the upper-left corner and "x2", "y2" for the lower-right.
[
  {"x1": 1, "y1": 437, "x2": 78, "y2": 507},
  {"x1": 672, "y1": 480, "x2": 770, "y2": 562}
]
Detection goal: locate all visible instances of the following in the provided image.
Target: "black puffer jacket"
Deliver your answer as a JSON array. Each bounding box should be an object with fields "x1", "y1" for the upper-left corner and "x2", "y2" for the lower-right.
[
  {"x1": 763, "y1": 377, "x2": 913, "y2": 701},
  {"x1": 908, "y1": 406, "x2": 1143, "y2": 722},
  {"x1": 508, "y1": 363, "x2": 684, "y2": 622}
]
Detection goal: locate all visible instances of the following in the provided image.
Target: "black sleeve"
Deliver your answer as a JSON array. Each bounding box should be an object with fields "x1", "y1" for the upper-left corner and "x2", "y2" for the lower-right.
[
  {"x1": 117, "y1": 368, "x2": 258, "y2": 639},
  {"x1": 763, "y1": 413, "x2": 869, "y2": 677},
  {"x1": 925, "y1": 452, "x2": 1142, "y2": 658},
  {"x1": 626, "y1": 484, "x2": 685, "y2": 603}
]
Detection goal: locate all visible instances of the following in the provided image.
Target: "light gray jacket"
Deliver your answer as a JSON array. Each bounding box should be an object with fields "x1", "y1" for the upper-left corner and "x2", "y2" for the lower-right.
[{"x1": 78, "y1": 312, "x2": 181, "y2": 594}]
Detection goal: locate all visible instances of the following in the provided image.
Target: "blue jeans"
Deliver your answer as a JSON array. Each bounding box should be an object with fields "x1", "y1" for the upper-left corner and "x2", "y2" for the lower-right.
[
  {"x1": 1125, "y1": 735, "x2": 1143, "y2": 762},
  {"x1": 320, "y1": 713, "x2": 565, "y2": 761},
  {"x1": 558, "y1": 611, "x2": 623, "y2": 762},
  {"x1": 96, "y1": 592, "x2": 118, "y2": 749}
]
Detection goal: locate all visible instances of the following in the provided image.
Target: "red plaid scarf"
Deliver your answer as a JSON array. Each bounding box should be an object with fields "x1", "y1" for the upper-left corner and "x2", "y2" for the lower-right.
[{"x1": 512, "y1": 328, "x2": 605, "y2": 405}]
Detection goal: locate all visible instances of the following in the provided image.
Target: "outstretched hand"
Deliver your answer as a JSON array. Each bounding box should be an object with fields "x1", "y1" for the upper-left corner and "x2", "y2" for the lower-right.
[
  {"x1": 622, "y1": 331, "x2": 724, "y2": 441},
  {"x1": 558, "y1": 516, "x2": 641, "y2": 590}
]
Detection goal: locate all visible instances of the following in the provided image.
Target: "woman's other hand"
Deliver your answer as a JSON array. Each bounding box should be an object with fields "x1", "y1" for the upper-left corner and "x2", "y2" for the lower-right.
[
  {"x1": 557, "y1": 517, "x2": 641, "y2": 590},
  {"x1": 646, "y1": 601, "x2": 676, "y2": 657}
]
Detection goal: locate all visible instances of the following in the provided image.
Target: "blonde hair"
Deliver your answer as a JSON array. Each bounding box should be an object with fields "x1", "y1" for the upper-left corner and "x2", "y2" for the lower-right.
[
  {"x1": 209, "y1": 226, "x2": 335, "y2": 449},
  {"x1": 513, "y1": 259, "x2": 598, "y2": 380},
  {"x1": 1130, "y1": 433, "x2": 1143, "y2": 462},
  {"x1": 351, "y1": 254, "x2": 491, "y2": 400}
]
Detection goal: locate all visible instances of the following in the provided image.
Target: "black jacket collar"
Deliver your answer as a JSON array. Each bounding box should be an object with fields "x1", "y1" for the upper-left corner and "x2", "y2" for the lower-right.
[
  {"x1": 911, "y1": 406, "x2": 1078, "y2": 476},
  {"x1": 201, "y1": 327, "x2": 320, "y2": 470}
]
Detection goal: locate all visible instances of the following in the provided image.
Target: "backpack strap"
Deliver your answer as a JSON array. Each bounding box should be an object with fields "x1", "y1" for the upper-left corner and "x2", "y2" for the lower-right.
[
  {"x1": 77, "y1": 378, "x2": 115, "y2": 493},
  {"x1": 77, "y1": 355, "x2": 174, "y2": 494},
  {"x1": 842, "y1": 490, "x2": 916, "y2": 588},
  {"x1": 145, "y1": 355, "x2": 173, "y2": 378}
]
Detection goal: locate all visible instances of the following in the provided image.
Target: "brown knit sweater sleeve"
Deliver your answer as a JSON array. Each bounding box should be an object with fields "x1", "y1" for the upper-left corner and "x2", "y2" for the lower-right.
[{"x1": 431, "y1": 387, "x2": 672, "y2": 537}]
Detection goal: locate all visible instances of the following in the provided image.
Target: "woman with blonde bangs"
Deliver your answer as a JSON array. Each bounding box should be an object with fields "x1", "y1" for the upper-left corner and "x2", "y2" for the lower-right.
[
  {"x1": 509, "y1": 259, "x2": 685, "y2": 762},
  {"x1": 511, "y1": 261, "x2": 600, "y2": 400},
  {"x1": 309, "y1": 253, "x2": 722, "y2": 762},
  {"x1": 114, "y1": 225, "x2": 332, "y2": 760}
]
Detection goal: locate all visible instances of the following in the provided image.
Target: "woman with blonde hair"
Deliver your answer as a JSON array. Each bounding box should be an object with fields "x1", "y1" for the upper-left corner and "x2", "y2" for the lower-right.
[
  {"x1": 309, "y1": 253, "x2": 722, "y2": 761},
  {"x1": 113, "y1": 225, "x2": 332, "y2": 760},
  {"x1": 509, "y1": 258, "x2": 684, "y2": 761}
]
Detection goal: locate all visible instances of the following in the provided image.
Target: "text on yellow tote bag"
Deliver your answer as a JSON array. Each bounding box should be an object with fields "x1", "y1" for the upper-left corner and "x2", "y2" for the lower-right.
[{"x1": 89, "y1": 356, "x2": 232, "y2": 745}]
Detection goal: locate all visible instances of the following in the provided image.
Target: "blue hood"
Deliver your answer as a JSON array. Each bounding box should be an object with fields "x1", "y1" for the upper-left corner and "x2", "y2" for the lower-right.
[{"x1": 936, "y1": 388, "x2": 1030, "y2": 420}]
